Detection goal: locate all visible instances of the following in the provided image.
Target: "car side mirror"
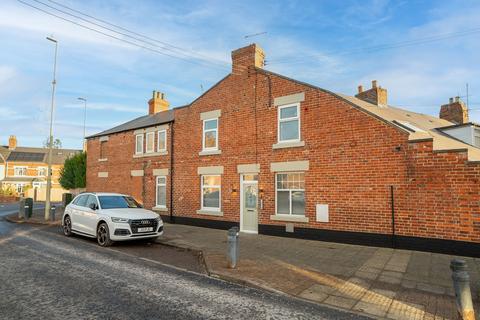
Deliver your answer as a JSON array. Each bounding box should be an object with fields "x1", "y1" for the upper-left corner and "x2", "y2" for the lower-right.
[{"x1": 89, "y1": 203, "x2": 98, "y2": 211}]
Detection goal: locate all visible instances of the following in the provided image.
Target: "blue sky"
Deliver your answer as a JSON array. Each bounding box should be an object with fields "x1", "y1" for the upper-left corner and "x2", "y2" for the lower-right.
[{"x1": 1, "y1": 0, "x2": 480, "y2": 149}]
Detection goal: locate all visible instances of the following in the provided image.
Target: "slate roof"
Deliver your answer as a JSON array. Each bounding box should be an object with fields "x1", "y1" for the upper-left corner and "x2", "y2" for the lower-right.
[
  {"x1": 0, "y1": 146, "x2": 9, "y2": 164},
  {"x1": 0, "y1": 146, "x2": 80, "y2": 164},
  {"x1": 87, "y1": 109, "x2": 175, "y2": 139}
]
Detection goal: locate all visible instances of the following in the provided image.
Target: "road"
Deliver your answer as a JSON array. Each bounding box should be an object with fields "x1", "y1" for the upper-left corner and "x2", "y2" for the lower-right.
[
  {"x1": 0, "y1": 207, "x2": 368, "y2": 320},
  {"x1": 0, "y1": 201, "x2": 46, "y2": 217}
]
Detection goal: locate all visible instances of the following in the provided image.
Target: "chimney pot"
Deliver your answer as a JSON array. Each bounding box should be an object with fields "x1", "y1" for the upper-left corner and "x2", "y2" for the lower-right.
[
  {"x1": 8, "y1": 135, "x2": 17, "y2": 150},
  {"x1": 358, "y1": 85, "x2": 363, "y2": 93},
  {"x1": 449, "y1": 97, "x2": 454, "y2": 104},
  {"x1": 455, "y1": 96, "x2": 460, "y2": 102},
  {"x1": 372, "y1": 80, "x2": 377, "y2": 88},
  {"x1": 148, "y1": 90, "x2": 170, "y2": 114}
]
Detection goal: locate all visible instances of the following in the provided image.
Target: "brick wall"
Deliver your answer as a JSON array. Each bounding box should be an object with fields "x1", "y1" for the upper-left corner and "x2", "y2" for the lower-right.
[{"x1": 86, "y1": 63, "x2": 480, "y2": 244}]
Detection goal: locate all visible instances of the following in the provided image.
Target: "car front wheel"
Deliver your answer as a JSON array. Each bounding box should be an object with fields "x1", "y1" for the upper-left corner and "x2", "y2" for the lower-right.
[
  {"x1": 97, "y1": 222, "x2": 113, "y2": 247},
  {"x1": 63, "y1": 216, "x2": 73, "y2": 237}
]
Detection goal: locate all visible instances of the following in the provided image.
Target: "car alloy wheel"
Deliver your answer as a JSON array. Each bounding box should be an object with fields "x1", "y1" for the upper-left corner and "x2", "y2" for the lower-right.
[
  {"x1": 63, "y1": 216, "x2": 72, "y2": 237},
  {"x1": 97, "y1": 223, "x2": 113, "y2": 247}
]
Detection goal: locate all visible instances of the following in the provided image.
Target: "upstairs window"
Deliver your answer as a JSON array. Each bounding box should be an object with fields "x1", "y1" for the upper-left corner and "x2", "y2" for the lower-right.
[
  {"x1": 278, "y1": 103, "x2": 300, "y2": 142},
  {"x1": 14, "y1": 166, "x2": 27, "y2": 176},
  {"x1": 158, "y1": 130, "x2": 167, "y2": 152},
  {"x1": 37, "y1": 167, "x2": 47, "y2": 177},
  {"x1": 135, "y1": 134, "x2": 144, "y2": 154},
  {"x1": 145, "y1": 132, "x2": 155, "y2": 153},
  {"x1": 203, "y1": 118, "x2": 218, "y2": 150}
]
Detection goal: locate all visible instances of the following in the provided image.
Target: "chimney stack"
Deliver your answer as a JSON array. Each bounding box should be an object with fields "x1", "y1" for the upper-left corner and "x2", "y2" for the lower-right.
[
  {"x1": 8, "y1": 135, "x2": 17, "y2": 150},
  {"x1": 439, "y1": 97, "x2": 468, "y2": 124},
  {"x1": 231, "y1": 43, "x2": 265, "y2": 75},
  {"x1": 355, "y1": 80, "x2": 388, "y2": 107},
  {"x1": 148, "y1": 90, "x2": 170, "y2": 114}
]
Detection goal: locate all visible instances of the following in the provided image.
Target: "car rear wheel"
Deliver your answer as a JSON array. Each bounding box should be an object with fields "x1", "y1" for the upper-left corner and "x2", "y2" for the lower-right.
[
  {"x1": 97, "y1": 222, "x2": 113, "y2": 247},
  {"x1": 63, "y1": 216, "x2": 73, "y2": 237}
]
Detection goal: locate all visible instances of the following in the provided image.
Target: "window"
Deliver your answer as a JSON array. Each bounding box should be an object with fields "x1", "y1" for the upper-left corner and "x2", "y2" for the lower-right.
[
  {"x1": 475, "y1": 129, "x2": 480, "y2": 147},
  {"x1": 100, "y1": 141, "x2": 107, "y2": 159},
  {"x1": 145, "y1": 132, "x2": 155, "y2": 153},
  {"x1": 278, "y1": 103, "x2": 300, "y2": 142},
  {"x1": 98, "y1": 196, "x2": 142, "y2": 209},
  {"x1": 37, "y1": 167, "x2": 47, "y2": 177},
  {"x1": 85, "y1": 195, "x2": 99, "y2": 210},
  {"x1": 201, "y1": 175, "x2": 221, "y2": 210},
  {"x1": 203, "y1": 118, "x2": 218, "y2": 150},
  {"x1": 276, "y1": 172, "x2": 305, "y2": 215},
  {"x1": 16, "y1": 183, "x2": 25, "y2": 194},
  {"x1": 156, "y1": 176, "x2": 167, "y2": 207},
  {"x1": 74, "y1": 195, "x2": 89, "y2": 207},
  {"x1": 14, "y1": 166, "x2": 27, "y2": 176},
  {"x1": 135, "y1": 134, "x2": 144, "y2": 154},
  {"x1": 157, "y1": 130, "x2": 167, "y2": 152}
]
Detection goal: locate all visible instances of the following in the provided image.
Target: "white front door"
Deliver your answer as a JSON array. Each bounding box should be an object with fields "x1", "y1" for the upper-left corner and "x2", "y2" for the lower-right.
[{"x1": 241, "y1": 174, "x2": 258, "y2": 233}]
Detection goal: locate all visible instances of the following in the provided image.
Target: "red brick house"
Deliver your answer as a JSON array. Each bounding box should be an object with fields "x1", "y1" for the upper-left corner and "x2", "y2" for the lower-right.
[{"x1": 86, "y1": 44, "x2": 480, "y2": 256}]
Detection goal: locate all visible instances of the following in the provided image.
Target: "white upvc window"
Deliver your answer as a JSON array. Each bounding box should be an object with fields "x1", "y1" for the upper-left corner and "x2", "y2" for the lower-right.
[
  {"x1": 201, "y1": 175, "x2": 221, "y2": 211},
  {"x1": 145, "y1": 132, "x2": 155, "y2": 153},
  {"x1": 278, "y1": 103, "x2": 300, "y2": 143},
  {"x1": 16, "y1": 183, "x2": 25, "y2": 194},
  {"x1": 135, "y1": 134, "x2": 144, "y2": 154},
  {"x1": 157, "y1": 130, "x2": 167, "y2": 152},
  {"x1": 37, "y1": 167, "x2": 47, "y2": 177},
  {"x1": 14, "y1": 166, "x2": 27, "y2": 177},
  {"x1": 156, "y1": 176, "x2": 167, "y2": 208},
  {"x1": 275, "y1": 172, "x2": 305, "y2": 216},
  {"x1": 202, "y1": 118, "x2": 218, "y2": 151}
]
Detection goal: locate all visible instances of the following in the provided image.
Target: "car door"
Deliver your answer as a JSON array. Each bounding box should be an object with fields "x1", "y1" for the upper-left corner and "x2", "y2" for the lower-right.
[
  {"x1": 83, "y1": 195, "x2": 100, "y2": 236},
  {"x1": 71, "y1": 195, "x2": 88, "y2": 233}
]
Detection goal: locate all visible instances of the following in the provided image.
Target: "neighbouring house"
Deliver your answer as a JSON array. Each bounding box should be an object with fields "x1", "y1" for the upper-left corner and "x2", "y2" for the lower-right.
[
  {"x1": 86, "y1": 43, "x2": 480, "y2": 257},
  {"x1": 0, "y1": 135, "x2": 81, "y2": 201}
]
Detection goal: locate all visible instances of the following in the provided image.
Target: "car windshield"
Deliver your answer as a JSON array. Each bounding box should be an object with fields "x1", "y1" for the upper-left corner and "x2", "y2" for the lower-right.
[{"x1": 98, "y1": 196, "x2": 142, "y2": 209}]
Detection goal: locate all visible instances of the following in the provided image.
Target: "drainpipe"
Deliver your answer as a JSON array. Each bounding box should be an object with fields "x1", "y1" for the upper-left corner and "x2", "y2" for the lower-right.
[
  {"x1": 390, "y1": 185, "x2": 396, "y2": 248},
  {"x1": 169, "y1": 121, "x2": 175, "y2": 223}
]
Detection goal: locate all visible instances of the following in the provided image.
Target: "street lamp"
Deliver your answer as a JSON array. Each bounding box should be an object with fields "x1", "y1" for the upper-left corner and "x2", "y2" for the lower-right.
[
  {"x1": 45, "y1": 36, "x2": 58, "y2": 221},
  {"x1": 78, "y1": 97, "x2": 87, "y2": 144}
]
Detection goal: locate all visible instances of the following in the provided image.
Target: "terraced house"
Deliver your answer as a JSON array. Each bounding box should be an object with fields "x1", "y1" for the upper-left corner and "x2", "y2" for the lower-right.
[
  {"x1": 0, "y1": 136, "x2": 80, "y2": 201},
  {"x1": 86, "y1": 44, "x2": 480, "y2": 256}
]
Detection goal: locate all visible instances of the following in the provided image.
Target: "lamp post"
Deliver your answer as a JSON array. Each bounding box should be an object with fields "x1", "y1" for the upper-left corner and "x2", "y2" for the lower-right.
[
  {"x1": 45, "y1": 36, "x2": 58, "y2": 221},
  {"x1": 78, "y1": 97, "x2": 87, "y2": 149}
]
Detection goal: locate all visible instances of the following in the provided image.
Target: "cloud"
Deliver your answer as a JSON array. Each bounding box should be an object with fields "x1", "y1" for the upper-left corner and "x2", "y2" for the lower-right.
[{"x1": 63, "y1": 102, "x2": 144, "y2": 113}]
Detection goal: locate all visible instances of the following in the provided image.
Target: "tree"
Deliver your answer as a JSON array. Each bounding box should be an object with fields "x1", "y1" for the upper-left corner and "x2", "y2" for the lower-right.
[
  {"x1": 59, "y1": 152, "x2": 86, "y2": 190},
  {"x1": 43, "y1": 137, "x2": 62, "y2": 149}
]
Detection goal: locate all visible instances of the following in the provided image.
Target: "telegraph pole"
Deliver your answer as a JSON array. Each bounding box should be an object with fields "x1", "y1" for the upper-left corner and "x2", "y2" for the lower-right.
[
  {"x1": 45, "y1": 36, "x2": 58, "y2": 221},
  {"x1": 78, "y1": 97, "x2": 87, "y2": 150}
]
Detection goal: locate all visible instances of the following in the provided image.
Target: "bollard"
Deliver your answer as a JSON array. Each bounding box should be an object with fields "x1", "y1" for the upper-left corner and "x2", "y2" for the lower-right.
[
  {"x1": 450, "y1": 259, "x2": 475, "y2": 320},
  {"x1": 227, "y1": 227, "x2": 239, "y2": 269},
  {"x1": 18, "y1": 198, "x2": 26, "y2": 219},
  {"x1": 50, "y1": 205, "x2": 56, "y2": 222}
]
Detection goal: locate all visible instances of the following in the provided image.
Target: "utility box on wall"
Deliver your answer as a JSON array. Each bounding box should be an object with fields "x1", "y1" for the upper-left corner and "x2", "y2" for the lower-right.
[{"x1": 316, "y1": 204, "x2": 329, "y2": 222}]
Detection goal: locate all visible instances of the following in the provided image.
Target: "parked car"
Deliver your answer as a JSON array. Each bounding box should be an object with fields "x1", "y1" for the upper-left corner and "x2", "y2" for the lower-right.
[{"x1": 62, "y1": 192, "x2": 163, "y2": 246}]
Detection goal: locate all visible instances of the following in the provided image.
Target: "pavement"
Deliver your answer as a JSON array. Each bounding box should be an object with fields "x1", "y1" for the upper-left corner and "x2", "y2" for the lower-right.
[
  {"x1": 0, "y1": 206, "x2": 364, "y2": 319},
  {"x1": 157, "y1": 223, "x2": 480, "y2": 320}
]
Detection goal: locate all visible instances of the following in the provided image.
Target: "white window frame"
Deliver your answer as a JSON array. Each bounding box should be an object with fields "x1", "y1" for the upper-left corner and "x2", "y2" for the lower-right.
[
  {"x1": 202, "y1": 118, "x2": 218, "y2": 151},
  {"x1": 157, "y1": 130, "x2": 167, "y2": 152},
  {"x1": 201, "y1": 174, "x2": 221, "y2": 211},
  {"x1": 14, "y1": 166, "x2": 28, "y2": 177},
  {"x1": 16, "y1": 183, "x2": 25, "y2": 194},
  {"x1": 135, "y1": 134, "x2": 144, "y2": 155},
  {"x1": 278, "y1": 103, "x2": 301, "y2": 143},
  {"x1": 37, "y1": 167, "x2": 47, "y2": 177},
  {"x1": 145, "y1": 132, "x2": 155, "y2": 153},
  {"x1": 155, "y1": 176, "x2": 167, "y2": 208},
  {"x1": 275, "y1": 172, "x2": 305, "y2": 216}
]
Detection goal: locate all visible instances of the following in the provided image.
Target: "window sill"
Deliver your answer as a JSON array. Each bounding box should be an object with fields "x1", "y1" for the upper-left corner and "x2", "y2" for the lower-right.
[
  {"x1": 270, "y1": 214, "x2": 309, "y2": 223},
  {"x1": 197, "y1": 209, "x2": 223, "y2": 216},
  {"x1": 152, "y1": 206, "x2": 168, "y2": 212},
  {"x1": 133, "y1": 151, "x2": 168, "y2": 158},
  {"x1": 98, "y1": 158, "x2": 108, "y2": 162},
  {"x1": 272, "y1": 141, "x2": 305, "y2": 149},
  {"x1": 198, "y1": 149, "x2": 222, "y2": 156}
]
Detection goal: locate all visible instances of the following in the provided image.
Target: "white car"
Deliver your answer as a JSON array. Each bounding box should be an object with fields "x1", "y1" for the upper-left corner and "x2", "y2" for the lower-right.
[{"x1": 62, "y1": 192, "x2": 163, "y2": 246}]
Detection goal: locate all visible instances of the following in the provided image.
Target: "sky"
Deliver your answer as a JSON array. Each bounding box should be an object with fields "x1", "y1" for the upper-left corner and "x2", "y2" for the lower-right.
[{"x1": 0, "y1": 0, "x2": 479, "y2": 149}]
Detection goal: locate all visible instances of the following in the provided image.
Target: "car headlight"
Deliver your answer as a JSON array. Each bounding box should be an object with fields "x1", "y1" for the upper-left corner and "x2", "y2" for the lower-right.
[{"x1": 111, "y1": 217, "x2": 130, "y2": 223}]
